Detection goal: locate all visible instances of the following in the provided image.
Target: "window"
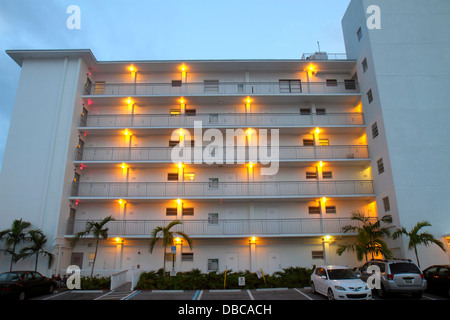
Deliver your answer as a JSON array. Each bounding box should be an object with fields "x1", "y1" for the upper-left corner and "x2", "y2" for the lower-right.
[
  {"x1": 184, "y1": 173, "x2": 195, "y2": 181},
  {"x1": 362, "y1": 58, "x2": 368, "y2": 72},
  {"x1": 166, "y1": 208, "x2": 177, "y2": 216},
  {"x1": 170, "y1": 109, "x2": 181, "y2": 116},
  {"x1": 208, "y1": 213, "x2": 219, "y2": 225},
  {"x1": 94, "y1": 81, "x2": 105, "y2": 95},
  {"x1": 306, "y1": 171, "x2": 317, "y2": 179},
  {"x1": 209, "y1": 178, "x2": 219, "y2": 188},
  {"x1": 300, "y1": 108, "x2": 311, "y2": 115},
  {"x1": 182, "y1": 207, "x2": 194, "y2": 216},
  {"x1": 325, "y1": 206, "x2": 337, "y2": 214},
  {"x1": 312, "y1": 251, "x2": 324, "y2": 260},
  {"x1": 303, "y1": 139, "x2": 314, "y2": 146},
  {"x1": 208, "y1": 259, "x2": 219, "y2": 271},
  {"x1": 322, "y1": 171, "x2": 333, "y2": 179},
  {"x1": 167, "y1": 173, "x2": 179, "y2": 181},
  {"x1": 372, "y1": 122, "x2": 379, "y2": 139},
  {"x1": 319, "y1": 139, "x2": 329, "y2": 146},
  {"x1": 204, "y1": 80, "x2": 219, "y2": 93},
  {"x1": 182, "y1": 253, "x2": 194, "y2": 262},
  {"x1": 171, "y1": 80, "x2": 182, "y2": 87},
  {"x1": 279, "y1": 79, "x2": 302, "y2": 93},
  {"x1": 209, "y1": 114, "x2": 219, "y2": 123},
  {"x1": 33, "y1": 272, "x2": 43, "y2": 280},
  {"x1": 185, "y1": 109, "x2": 196, "y2": 116},
  {"x1": 308, "y1": 206, "x2": 321, "y2": 214},
  {"x1": 169, "y1": 140, "x2": 179, "y2": 147},
  {"x1": 344, "y1": 79, "x2": 356, "y2": 90},
  {"x1": 326, "y1": 79, "x2": 337, "y2": 87},
  {"x1": 237, "y1": 83, "x2": 244, "y2": 93},
  {"x1": 383, "y1": 196, "x2": 390, "y2": 212},
  {"x1": 367, "y1": 89, "x2": 373, "y2": 103},
  {"x1": 357, "y1": 27, "x2": 362, "y2": 41},
  {"x1": 377, "y1": 158, "x2": 384, "y2": 174},
  {"x1": 316, "y1": 108, "x2": 326, "y2": 115}
]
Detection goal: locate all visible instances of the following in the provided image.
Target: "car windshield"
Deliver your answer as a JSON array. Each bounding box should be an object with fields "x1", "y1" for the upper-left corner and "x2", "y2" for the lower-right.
[
  {"x1": 327, "y1": 269, "x2": 358, "y2": 280},
  {"x1": 390, "y1": 263, "x2": 420, "y2": 274},
  {"x1": 0, "y1": 272, "x2": 22, "y2": 282}
]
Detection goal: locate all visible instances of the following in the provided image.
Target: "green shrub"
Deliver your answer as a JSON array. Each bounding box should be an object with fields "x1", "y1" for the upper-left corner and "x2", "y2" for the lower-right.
[
  {"x1": 80, "y1": 276, "x2": 111, "y2": 290},
  {"x1": 135, "y1": 266, "x2": 314, "y2": 290}
]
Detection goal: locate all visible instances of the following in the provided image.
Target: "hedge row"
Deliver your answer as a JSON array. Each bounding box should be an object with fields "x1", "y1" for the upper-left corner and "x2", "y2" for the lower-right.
[{"x1": 135, "y1": 267, "x2": 314, "y2": 290}]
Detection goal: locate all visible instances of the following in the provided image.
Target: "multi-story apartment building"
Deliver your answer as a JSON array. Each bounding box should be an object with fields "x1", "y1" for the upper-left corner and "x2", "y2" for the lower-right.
[{"x1": 0, "y1": 0, "x2": 448, "y2": 278}]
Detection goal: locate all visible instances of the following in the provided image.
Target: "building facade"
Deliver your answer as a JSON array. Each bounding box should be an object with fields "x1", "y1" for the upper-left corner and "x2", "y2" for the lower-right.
[{"x1": 0, "y1": 0, "x2": 448, "y2": 278}]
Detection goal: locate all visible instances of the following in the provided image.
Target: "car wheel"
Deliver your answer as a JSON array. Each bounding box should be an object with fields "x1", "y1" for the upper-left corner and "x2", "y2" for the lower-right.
[
  {"x1": 327, "y1": 288, "x2": 335, "y2": 300},
  {"x1": 48, "y1": 284, "x2": 54, "y2": 294},
  {"x1": 311, "y1": 282, "x2": 316, "y2": 294},
  {"x1": 18, "y1": 291, "x2": 26, "y2": 301}
]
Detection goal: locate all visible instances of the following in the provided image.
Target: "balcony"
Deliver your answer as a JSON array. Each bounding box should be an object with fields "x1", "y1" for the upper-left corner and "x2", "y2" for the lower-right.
[
  {"x1": 79, "y1": 112, "x2": 364, "y2": 128},
  {"x1": 65, "y1": 217, "x2": 370, "y2": 238},
  {"x1": 70, "y1": 180, "x2": 374, "y2": 200},
  {"x1": 84, "y1": 81, "x2": 360, "y2": 97},
  {"x1": 75, "y1": 145, "x2": 369, "y2": 162}
]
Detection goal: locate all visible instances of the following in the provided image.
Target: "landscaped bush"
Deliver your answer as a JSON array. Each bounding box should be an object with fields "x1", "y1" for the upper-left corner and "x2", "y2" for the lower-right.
[
  {"x1": 80, "y1": 276, "x2": 111, "y2": 290},
  {"x1": 135, "y1": 267, "x2": 313, "y2": 290}
]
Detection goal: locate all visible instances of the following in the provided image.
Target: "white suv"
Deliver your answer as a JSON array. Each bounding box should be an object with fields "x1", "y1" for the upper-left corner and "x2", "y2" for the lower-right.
[{"x1": 311, "y1": 265, "x2": 372, "y2": 300}]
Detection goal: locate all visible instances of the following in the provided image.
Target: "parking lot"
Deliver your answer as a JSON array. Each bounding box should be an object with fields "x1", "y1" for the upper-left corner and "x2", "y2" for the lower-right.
[{"x1": 33, "y1": 287, "x2": 449, "y2": 301}]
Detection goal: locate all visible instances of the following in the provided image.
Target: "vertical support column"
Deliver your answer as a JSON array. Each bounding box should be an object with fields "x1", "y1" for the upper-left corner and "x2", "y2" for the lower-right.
[
  {"x1": 175, "y1": 239, "x2": 183, "y2": 273},
  {"x1": 115, "y1": 239, "x2": 124, "y2": 271},
  {"x1": 180, "y1": 98, "x2": 186, "y2": 115},
  {"x1": 249, "y1": 237, "x2": 257, "y2": 272},
  {"x1": 322, "y1": 236, "x2": 332, "y2": 265},
  {"x1": 177, "y1": 199, "x2": 183, "y2": 220},
  {"x1": 181, "y1": 65, "x2": 187, "y2": 94}
]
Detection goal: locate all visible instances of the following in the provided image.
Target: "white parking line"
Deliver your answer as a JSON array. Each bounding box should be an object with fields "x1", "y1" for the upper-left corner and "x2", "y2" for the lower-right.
[
  {"x1": 293, "y1": 288, "x2": 314, "y2": 300},
  {"x1": 41, "y1": 290, "x2": 70, "y2": 300},
  {"x1": 422, "y1": 295, "x2": 437, "y2": 300},
  {"x1": 247, "y1": 290, "x2": 255, "y2": 300},
  {"x1": 197, "y1": 290, "x2": 203, "y2": 300}
]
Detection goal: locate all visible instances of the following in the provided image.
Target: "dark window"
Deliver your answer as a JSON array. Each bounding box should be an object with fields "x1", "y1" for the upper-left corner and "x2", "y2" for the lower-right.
[
  {"x1": 357, "y1": 27, "x2": 362, "y2": 41},
  {"x1": 326, "y1": 206, "x2": 336, "y2": 214},
  {"x1": 316, "y1": 108, "x2": 326, "y2": 115},
  {"x1": 185, "y1": 109, "x2": 196, "y2": 116},
  {"x1": 326, "y1": 79, "x2": 338, "y2": 87},
  {"x1": 300, "y1": 108, "x2": 311, "y2": 115},
  {"x1": 344, "y1": 79, "x2": 356, "y2": 90},
  {"x1": 383, "y1": 196, "x2": 390, "y2": 212},
  {"x1": 308, "y1": 206, "x2": 321, "y2": 214},
  {"x1": 303, "y1": 139, "x2": 314, "y2": 146},
  {"x1": 169, "y1": 140, "x2": 179, "y2": 147},
  {"x1": 209, "y1": 178, "x2": 219, "y2": 188},
  {"x1": 204, "y1": 80, "x2": 219, "y2": 93},
  {"x1": 182, "y1": 207, "x2": 194, "y2": 216},
  {"x1": 306, "y1": 171, "x2": 317, "y2": 179},
  {"x1": 279, "y1": 80, "x2": 302, "y2": 93},
  {"x1": 312, "y1": 251, "x2": 324, "y2": 260},
  {"x1": 167, "y1": 173, "x2": 179, "y2": 181},
  {"x1": 367, "y1": 89, "x2": 373, "y2": 103},
  {"x1": 182, "y1": 253, "x2": 194, "y2": 261},
  {"x1": 322, "y1": 171, "x2": 333, "y2": 179},
  {"x1": 172, "y1": 80, "x2": 182, "y2": 87},
  {"x1": 372, "y1": 122, "x2": 379, "y2": 138},
  {"x1": 166, "y1": 208, "x2": 177, "y2": 216},
  {"x1": 362, "y1": 58, "x2": 368, "y2": 72},
  {"x1": 389, "y1": 263, "x2": 421, "y2": 275},
  {"x1": 377, "y1": 158, "x2": 384, "y2": 174}
]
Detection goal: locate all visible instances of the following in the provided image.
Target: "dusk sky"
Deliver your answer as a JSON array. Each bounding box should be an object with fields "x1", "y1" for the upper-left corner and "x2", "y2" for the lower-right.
[{"x1": 0, "y1": 0, "x2": 351, "y2": 169}]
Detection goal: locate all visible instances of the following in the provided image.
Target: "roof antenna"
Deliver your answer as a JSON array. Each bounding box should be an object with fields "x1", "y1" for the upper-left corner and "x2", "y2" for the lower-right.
[{"x1": 317, "y1": 41, "x2": 321, "y2": 53}]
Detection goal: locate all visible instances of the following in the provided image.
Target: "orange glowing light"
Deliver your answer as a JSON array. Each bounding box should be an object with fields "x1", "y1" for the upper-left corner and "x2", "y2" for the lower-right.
[
  {"x1": 322, "y1": 197, "x2": 327, "y2": 203},
  {"x1": 315, "y1": 127, "x2": 320, "y2": 135},
  {"x1": 319, "y1": 161, "x2": 323, "y2": 167}
]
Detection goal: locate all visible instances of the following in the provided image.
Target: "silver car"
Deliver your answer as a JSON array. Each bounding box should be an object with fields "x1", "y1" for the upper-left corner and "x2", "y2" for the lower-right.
[{"x1": 357, "y1": 259, "x2": 427, "y2": 298}]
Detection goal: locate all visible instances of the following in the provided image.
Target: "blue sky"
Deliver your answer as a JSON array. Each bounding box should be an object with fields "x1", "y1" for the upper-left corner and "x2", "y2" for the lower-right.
[{"x1": 0, "y1": 0, "x2": 351, "y2": 169}]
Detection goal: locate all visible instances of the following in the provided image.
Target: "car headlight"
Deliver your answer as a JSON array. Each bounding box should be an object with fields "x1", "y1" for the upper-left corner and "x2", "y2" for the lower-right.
[{"x1": 334, "y1": 286, "x2": 346, "y2": 291}]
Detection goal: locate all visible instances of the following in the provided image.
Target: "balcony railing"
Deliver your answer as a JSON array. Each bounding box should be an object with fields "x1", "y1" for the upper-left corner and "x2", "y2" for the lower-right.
[
  {"x1": 75, "y1": 145, "x2": 369, "y2": 162},
  {"x1": 84, "y1": 81, "x2": 360, "y2": 97},
  {"x1": 65, "y1": 217, "x2": 371, "y2": 237},
  {"x1": 71, "y1": 180, "x2": 374, "y2": 199},
  {"x1": 79, "y1": 112, "x2": 364, "y2": 128}
]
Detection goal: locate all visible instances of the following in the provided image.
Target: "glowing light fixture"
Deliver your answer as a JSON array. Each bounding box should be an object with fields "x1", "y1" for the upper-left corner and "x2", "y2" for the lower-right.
[
  {"x1": 319, "y1": 161, "x2": 323, "y2": 168},
  {"x1": 322, "y1": 197, "x2": 327, "y2": 203},
  {"x1": 315, "y1": 127, "x2": 320, "y2": 135}
]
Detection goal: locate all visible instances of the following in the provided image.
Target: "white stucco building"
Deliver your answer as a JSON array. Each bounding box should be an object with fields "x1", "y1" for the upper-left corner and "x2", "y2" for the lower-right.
[{"x1": 0, "y1": 0, "x2": 448, "y2": 278}]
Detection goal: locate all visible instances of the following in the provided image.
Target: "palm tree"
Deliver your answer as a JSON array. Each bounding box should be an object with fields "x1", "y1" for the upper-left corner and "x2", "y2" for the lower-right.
[
  {"x1": 337, "y1": 212, "x2": 393, "y2": 262},
  {"x1": 71, "y1": 216, "x2": 115, "y2": 279},
  {"x1": 149, "y1": 220, "x2": 193, "y2": 276},
  {"x1": 0, "y1": 219, "x2": 31, "y2": 271},
  {"x1": 392, "y1": 221, "x2": 446, "y2": 268},
  {"x1": 17, "y1": 229, "x2": 54, "y2": 271}
]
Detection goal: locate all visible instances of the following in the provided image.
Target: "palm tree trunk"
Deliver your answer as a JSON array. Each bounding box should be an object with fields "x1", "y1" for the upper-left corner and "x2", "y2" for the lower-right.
[
  {"x1": 163, "y1": 245, "x2": 167, "y2": 278},
  {"x1": 91, "y1": 237, "x2": 99, "y2": 280},
  {"x1": 10, "y1": 243, "x2": 16, "y2": 271},
  {"x1": 35, "y1": 253, "x2": 39, "y2": 272},
  {"x1": 414, "y1": 245, "x2": 420, "y2": 269}
]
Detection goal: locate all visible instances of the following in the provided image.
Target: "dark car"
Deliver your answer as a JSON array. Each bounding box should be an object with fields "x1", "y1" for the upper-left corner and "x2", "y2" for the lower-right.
[
  {"x1": 0, "y1": 271, "x2": 57, "y2": 300},
  {"x1": 422, "y1": 265, "x2": 450, "y2": 297}
]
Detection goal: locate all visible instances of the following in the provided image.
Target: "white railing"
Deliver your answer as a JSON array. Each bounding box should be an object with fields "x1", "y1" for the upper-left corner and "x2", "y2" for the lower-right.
[
  {"x1": 75, "y1": 145, "x2": 369, "y2": 162},
  {"x1": 66, "y1": 218, "x2": 374, "y2": 237},
  {"x1": 110, "y1": 269, "x2": 128, "y2": 290},
  {"x1": 131, "y1": 270, "x2": 143, "y2": 290},
  {"x1": 80, "y1": 112, "x2": 364, "y2": 128},
  {"x1": 71, "y1": 180, "x2": 374, "y2": 199},
  {"x1": 84, "y1": 81, "x2": 359, "y2": 96}
]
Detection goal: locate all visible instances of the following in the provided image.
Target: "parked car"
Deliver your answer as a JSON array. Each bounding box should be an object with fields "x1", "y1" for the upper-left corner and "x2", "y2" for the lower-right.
[
  {"x1": 357, "y1": 259, "x2": 426, "y2": 299},
  {"x1": 0, "y1": 271, "x2": 57, "y2": 300},
  {"x1": 422, "y1": 265, "x2": 450, "y2": 297},
  {"x1": 310, "y1": 265, "x2": 372, "y2": 300}
]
